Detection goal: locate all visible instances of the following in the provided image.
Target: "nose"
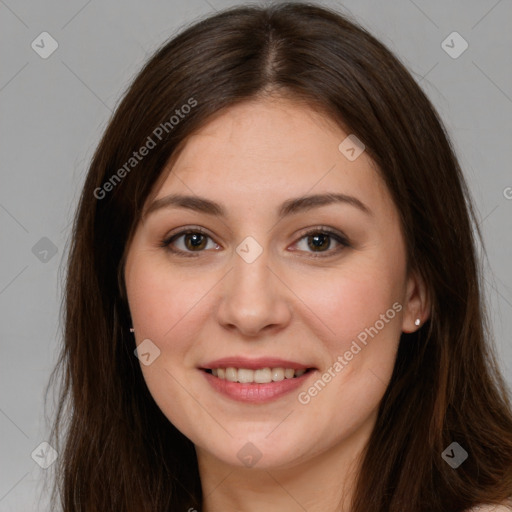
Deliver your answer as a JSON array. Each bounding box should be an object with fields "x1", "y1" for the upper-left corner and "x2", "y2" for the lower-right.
[{"x1": 215, "y1": 248, "x2": 292, "y2": 338}]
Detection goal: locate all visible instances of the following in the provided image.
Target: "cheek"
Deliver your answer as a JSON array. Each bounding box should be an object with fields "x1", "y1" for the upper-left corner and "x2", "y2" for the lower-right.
[
  {"x1": 125, "y1": 256, "x2": 213, "y2": 433},
  {"x1": 288, "y1": 263, "x2": 404, "y2": 443},
  {"x1": 126, "y1": 255, "x2": 206, "y2": 344},
  {"x1": 298, "y1": 255, "x2": 404, "y2": 357}
]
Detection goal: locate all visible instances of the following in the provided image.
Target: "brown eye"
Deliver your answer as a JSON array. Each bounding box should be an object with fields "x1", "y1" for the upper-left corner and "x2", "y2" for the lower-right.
[
  {"x1": 183, "y1": 232, "x2": 208, "y2": 251},
  {"x1": 160, "y1": 228, "x2": 220, "y2": 257},
  {"x1": 307, "y1": 233, "x2": 331, "y2": 252},
  {"x1": 292, "y1": 228, "x2": 349, "y2": 257}
]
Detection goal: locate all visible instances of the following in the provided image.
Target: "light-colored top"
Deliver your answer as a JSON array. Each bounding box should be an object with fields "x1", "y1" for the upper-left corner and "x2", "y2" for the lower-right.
[{"x1": 467, "y1": 503, "x2": 512, "y2": 512}]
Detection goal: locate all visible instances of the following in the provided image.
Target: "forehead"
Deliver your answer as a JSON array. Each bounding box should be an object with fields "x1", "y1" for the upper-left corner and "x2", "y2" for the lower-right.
[
  {"x1": 147, "y1": 97, "x2": 393, "y2": 218},
  {"x1": 174, "y1": 97, "x2": 345, "y2": 175}
]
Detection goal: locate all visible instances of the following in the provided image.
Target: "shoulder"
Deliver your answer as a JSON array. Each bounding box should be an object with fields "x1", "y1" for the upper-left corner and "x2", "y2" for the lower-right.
[{"x1": 466, "y1": 503, "x2": 512, "y2": 512}]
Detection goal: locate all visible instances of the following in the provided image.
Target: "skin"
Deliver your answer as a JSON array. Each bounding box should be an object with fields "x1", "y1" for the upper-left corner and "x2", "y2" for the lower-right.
[{"x1": 123, "y1": 95, "x2": 429, "y2": 512}]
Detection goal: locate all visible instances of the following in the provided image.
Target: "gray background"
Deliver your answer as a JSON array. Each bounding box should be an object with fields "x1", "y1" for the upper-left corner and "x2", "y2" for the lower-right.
[{"x1": 0, "y1": 0, "x2": 511, "y2": 509}]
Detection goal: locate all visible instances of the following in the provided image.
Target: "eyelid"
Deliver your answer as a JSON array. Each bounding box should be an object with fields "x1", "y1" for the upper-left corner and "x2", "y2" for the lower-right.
[
  {"x1": 160, "y1": 226, "x2": 218, "y2": 257},
  {"x1": 160, "y1": 225, "x2": 350, "y2": 257},
  {"x1": 162, "y1": 225, "x2": 211, "y2": 241},
  {"x1": 291, "y1": 225, "x2": 350, "y2": 258}
]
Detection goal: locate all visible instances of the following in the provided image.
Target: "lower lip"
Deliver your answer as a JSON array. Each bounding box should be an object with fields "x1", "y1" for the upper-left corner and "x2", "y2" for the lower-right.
[{"x1": 202, "y1": 370, "x2": 314, "y2": 403}]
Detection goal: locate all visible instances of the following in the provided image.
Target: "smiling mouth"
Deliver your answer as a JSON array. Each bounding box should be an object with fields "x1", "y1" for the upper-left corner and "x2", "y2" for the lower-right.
[{"x1": 203, "y1": 367, "x2": 314, "y2": 384}]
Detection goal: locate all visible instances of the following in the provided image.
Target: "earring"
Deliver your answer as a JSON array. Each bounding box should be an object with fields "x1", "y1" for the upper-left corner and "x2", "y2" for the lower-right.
[
  {"x1": 414, "y1": 318, "x2": 421, "y2": 326},
  {"x1": 129, "y1": 327, "x2": 135, "y2": 333}
]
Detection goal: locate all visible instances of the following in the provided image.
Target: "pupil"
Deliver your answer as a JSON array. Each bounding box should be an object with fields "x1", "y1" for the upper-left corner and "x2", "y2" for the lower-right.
[
  {"x1": 308, "y1": 233, "x2": 329, "y2": 251},
  {"x1": 186, "y1": 233, "x2": 206, "y2": 250}
]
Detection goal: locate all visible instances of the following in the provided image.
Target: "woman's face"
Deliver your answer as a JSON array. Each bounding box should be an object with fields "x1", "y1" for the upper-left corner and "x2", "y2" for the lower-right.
[{"x1": 124, "y1": 96, "x2": 424, "y2": 470}]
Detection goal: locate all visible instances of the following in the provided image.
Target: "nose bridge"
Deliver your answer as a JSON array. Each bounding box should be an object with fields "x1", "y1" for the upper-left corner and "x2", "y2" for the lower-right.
[
  {"x1": 216, "y1": 235, "x2": 291, "y2": 335},
  {"x1": 236, "y1": 248, "x2": 269, "y2": 288},
  {"x1": 230, "y1": 239, "x2": 274, "y2": 306}
]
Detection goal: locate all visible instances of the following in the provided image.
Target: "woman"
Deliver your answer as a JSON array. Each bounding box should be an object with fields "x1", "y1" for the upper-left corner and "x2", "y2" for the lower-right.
[{"x1": 45, "y1": 2, "x2": 512, "y2": 511}]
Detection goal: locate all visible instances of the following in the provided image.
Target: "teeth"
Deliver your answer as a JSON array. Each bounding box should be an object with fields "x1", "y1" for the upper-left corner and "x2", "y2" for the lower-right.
[
  {"x1": 209, "y1": 367, "x2": 308, "y2": 383},
  {"x1": 238, "y1": 369, "x2": 254, "y2": 383},
  {"x1": 225, "y1": 367, "x2": 237, "y2": 382},
  {"x1": 271, "y1": 368, "x2": 284, "y2": 381},
  {"x1": 254, "y1": 368, "x2": 272, "y2": 383}
]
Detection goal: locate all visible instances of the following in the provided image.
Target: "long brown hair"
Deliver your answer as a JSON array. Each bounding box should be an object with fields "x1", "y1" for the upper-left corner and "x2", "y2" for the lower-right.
[{"x1": 45, "y1": 2, "x2": 512, "y2": 510}]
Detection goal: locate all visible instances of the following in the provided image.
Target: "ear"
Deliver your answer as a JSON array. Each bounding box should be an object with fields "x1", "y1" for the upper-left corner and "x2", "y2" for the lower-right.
[{"x1": 402, "y1": 269, "x2": 430, "y2": 333}]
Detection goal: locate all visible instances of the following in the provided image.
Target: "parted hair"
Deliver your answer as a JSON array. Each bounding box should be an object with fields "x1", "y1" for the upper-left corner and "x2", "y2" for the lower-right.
[{"x1": 45, "y1": 2, "x2": 512, "y2": 510}]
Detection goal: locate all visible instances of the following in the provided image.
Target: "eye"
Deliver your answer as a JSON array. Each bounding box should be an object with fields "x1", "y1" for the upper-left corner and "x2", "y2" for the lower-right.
[
  {"x1": 291, "y1": 227, "x2": 350, "y2": 257},
  {"x1": 160, "y1": 226, "x2": 349, "y2": 258},
  {"x1": 160, "y1": 227, "x2": 220, "y2": 257}
]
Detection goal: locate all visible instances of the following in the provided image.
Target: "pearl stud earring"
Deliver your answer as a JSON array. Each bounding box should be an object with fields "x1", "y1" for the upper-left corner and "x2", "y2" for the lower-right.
[
  {"x1": 129, "y1": 327, "x2": 135, "y2": 333},
  {"x1": 414, "y1": 318, "x2": 421, "y2": 326}
]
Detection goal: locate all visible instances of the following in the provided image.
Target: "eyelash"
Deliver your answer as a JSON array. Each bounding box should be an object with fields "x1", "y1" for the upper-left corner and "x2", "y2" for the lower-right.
[{"x1": 159, "y1": 226, "x2": 350, "y2": 259}]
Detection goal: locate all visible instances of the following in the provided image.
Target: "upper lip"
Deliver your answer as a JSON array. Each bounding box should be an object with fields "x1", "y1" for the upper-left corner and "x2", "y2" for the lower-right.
[{"x1": 200, "y1": 357, "x2": 313, "y2": 370}]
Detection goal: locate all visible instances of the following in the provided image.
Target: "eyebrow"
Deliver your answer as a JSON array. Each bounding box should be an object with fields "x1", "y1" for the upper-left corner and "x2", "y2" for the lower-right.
[{"x1": 144, "y1": 192, "x2": 372, "y2": 219}]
